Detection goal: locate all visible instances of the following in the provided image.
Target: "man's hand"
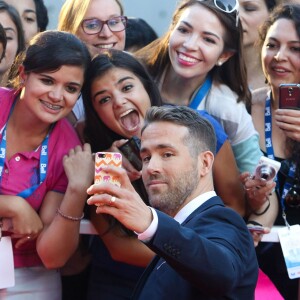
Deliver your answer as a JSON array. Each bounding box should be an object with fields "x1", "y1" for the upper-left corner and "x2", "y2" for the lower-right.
[{"x1": 87, "y1": 165, "x2": 152, "y2": 233}]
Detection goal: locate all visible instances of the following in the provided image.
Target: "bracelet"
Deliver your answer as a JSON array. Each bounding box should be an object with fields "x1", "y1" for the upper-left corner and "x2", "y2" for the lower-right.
[
  {"x1": 56, "y1": 208, "x2": 84, "y2": 222},
  {"x1": 251, "y1": 198, "x2": 270, "y2": 216}
]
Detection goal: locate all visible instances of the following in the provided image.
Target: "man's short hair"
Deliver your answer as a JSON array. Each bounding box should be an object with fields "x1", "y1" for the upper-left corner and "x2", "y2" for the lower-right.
[{"x1": 142, "y1": 106, "x2": 216, "y2": 156}]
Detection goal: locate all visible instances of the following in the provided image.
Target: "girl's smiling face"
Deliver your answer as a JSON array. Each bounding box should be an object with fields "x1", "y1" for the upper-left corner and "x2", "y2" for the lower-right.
[
  {"x1": 262, "y1": 18, "x2": 300, "y2": 90},
  {"x1": 76, "y1": 0, "x2": 126, "y2": 57},
  {"x1": 91, "y1": 67, "x2": 151, "y2": 138},
  {"x1": 20, "y1": 65, "x2": 84, "y2": 125},
  {"x1": 168, "y1": 4, "x2": 232, "y2": 84}
]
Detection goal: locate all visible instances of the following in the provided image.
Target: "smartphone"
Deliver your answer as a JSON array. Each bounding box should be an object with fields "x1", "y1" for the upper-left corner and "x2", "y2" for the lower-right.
[
  {"x1": 247, "y1": 225, "x2": 265, "y2": 233},
  {"x1": 254, "y1": 156, "x2": 281, "y2": 182},
  {"x1": 94, "y1": 152, "x2": 122, "y2": 186},
  {"x1": 279, "y1": 84, "x2": 300, "y2": 110},
  {"x1": 118, "y1": 136, "x2": 142, "y2": 171}
]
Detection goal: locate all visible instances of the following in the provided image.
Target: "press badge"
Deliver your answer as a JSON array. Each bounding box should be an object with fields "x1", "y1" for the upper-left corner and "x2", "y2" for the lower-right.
[
  {"x1": 278, "y1": 225, "x2": 300, "y2": 279},
  {"x1": 0, "y1": 236, "x2": 15, "y2": 288}
]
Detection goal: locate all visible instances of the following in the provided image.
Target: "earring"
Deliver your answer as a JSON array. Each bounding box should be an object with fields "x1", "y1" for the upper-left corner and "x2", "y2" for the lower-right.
[{"x1": 217, "y1": 61, "x2": 223, "y2": 66}]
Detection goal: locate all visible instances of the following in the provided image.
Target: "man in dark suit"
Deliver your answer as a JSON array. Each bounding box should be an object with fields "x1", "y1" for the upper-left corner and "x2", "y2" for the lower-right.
[{"x1": 87, "y1": 106, "x2": 258, "y2": 299}]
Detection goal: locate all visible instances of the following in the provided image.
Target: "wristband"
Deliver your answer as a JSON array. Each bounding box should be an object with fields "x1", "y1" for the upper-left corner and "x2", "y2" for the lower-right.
[{"x1": 251, "y1": 198, "x2": 270, "y2": 216}]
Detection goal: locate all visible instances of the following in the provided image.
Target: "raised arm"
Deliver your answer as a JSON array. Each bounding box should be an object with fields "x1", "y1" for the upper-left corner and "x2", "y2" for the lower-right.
[
  {"x1": 37, "y1": 144, "x2": 94, "y2": 269},
  {"x1": 213, "y1": 140, "x2": 246, "y2": 216}
]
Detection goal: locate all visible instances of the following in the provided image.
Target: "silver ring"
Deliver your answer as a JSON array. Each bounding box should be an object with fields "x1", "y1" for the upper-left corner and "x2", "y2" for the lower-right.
[{"x1": 109, "y1": 196, "x2": 116, "y2": 206}]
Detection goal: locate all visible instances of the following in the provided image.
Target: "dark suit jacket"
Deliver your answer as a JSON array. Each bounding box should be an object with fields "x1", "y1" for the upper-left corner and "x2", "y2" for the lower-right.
[{"x1": 132, "y1": 196, "x2": 258, "y2": 300}]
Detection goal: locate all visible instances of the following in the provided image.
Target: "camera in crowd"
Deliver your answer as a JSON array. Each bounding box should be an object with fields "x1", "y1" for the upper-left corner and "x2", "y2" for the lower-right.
[{"x1": 254, "y1": 156, "x2": 281, "y2": 182}]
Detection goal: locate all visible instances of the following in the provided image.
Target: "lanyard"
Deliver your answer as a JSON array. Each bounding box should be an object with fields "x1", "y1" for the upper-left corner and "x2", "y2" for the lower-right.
[
  {"x1": 0, "y1": 102, "x2": 49, "y2": 199},
  {"x1": 188, "y1": 75, "x2": 212, "y2": 109},
  {"x1": 264, "y1": 95, "x2": 294, "y2": 227}
]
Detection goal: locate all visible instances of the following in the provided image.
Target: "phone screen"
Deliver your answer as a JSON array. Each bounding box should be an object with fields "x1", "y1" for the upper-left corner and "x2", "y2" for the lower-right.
[{"x1": 118, "y1": 136, "x2": 142, "y2": 171}]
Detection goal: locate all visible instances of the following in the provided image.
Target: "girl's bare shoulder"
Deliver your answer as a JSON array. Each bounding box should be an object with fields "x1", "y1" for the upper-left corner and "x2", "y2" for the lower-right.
[{"x1": 251, "y1": 87, "x2": 268, "y2": 107}]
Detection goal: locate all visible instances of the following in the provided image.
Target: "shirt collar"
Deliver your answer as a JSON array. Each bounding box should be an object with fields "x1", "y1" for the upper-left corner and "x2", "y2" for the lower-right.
[{"x1": 174, "y1": 191, "x2": 217, "y2": 224}]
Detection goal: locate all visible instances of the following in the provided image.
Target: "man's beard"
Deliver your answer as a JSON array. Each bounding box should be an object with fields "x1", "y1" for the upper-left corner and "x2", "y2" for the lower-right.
[{"x1": 147, "y1": 165, "x2": 199, "y2": 216}]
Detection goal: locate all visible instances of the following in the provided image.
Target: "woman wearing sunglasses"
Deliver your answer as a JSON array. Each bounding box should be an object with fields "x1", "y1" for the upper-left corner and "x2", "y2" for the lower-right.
[
  {"x1": 249, "y1": 4, "x2": 300, "y2": 299},
  {"x1": 58, "y1": 0, "x2": 127, "y2": 126},
  {"x1": 135, "y1": 0, "x2": 262, "y2": 175}
]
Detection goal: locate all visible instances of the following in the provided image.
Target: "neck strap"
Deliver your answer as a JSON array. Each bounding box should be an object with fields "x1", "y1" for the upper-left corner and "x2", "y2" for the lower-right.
[
  {"x1": 189, "y1": 75, "x2": 212, "y2": 109},
  {"x1": 264, "y1": 94, "x2": 294, "y2": 227},
  {"x1": 0, "y1": 100, "x2": 49, "y2": 198}
]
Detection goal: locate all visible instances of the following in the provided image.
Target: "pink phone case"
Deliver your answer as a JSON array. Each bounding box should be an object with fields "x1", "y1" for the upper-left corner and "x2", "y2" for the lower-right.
[{"x1": 94, "y1": 152, "x2": 122, "y2": 186}]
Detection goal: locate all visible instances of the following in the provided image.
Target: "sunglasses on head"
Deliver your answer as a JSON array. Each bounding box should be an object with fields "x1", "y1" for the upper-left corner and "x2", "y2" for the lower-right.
[{"x1": 197, "y1": 0, "x2": 239, "y2": 27}]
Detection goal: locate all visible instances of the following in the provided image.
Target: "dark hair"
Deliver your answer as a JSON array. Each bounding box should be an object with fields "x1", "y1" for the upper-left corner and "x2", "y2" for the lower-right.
[
  {"x1": 82, "y1": 49, "x2": 162, "y2": 152},
  {"x1": 9, "y1": 30, "x2": 91, "y2": 88},
  {"x1": 135, "y1": 0, "x2": 251, "y2": 109},
  {"x1": 264, "y1": 0, "x2": 277, "y2": 11},
  {"x1": 143, "y1": 105, "x2": 216, "y2": 156},
  {"x1": 125, "y1": 17, "x2": 157, "y2": 52},
  {"x1": 0, "y1": 1, "x2": 25, "y2": 55},
  {"x1": 0, "y1": 22, "x2": 6, "y2": 61},
  {"x1": 259, "y1": 3, "x2": 300, "y2": 47},
  {"x1": 33, "y1": 0, "x2": 48, "y2": 31}
]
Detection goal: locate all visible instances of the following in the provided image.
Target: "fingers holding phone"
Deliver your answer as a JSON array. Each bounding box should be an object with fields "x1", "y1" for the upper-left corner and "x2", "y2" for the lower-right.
[{"x1": 247, "y1": 222, "x2": 270, "y2": 247}]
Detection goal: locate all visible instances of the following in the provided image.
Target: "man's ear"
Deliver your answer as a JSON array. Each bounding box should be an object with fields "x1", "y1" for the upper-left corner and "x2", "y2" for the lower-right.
[
  {"x1": 198, "y1": 151, "x2": 214, "y2": 177},
  {"x1": 216, "y1": 50, "x2": 235, "y2": 66}
]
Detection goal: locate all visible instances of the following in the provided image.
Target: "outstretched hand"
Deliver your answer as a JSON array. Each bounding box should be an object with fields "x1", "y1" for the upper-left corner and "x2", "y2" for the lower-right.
[{"x1": 86, "y1": 165, "x2": 152, "y2": 233}]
